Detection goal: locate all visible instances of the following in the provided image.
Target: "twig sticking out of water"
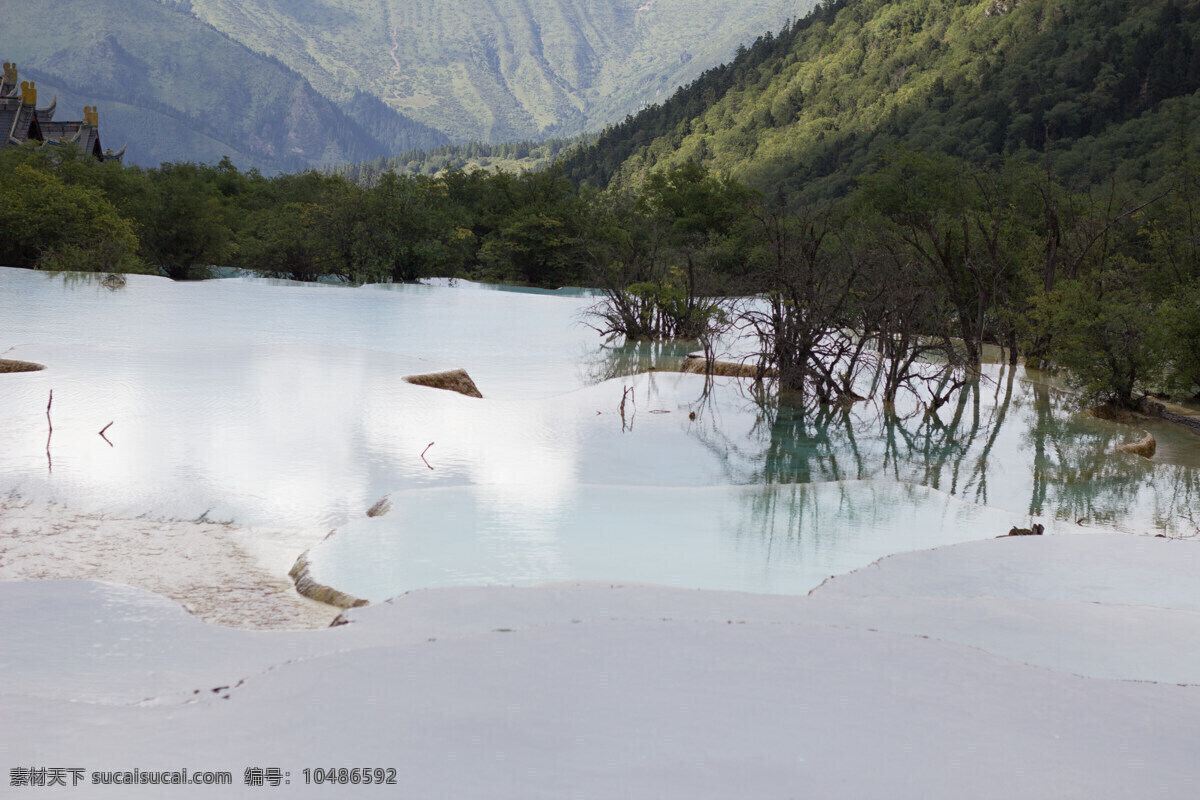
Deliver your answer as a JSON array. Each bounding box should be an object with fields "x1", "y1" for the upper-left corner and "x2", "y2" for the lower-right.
[
  {"x1": 421, "y1": 441, "x2": 435, "y2": 470},
  {"x1": 620, "y1": 385, "x2": 636, "y2": 432},
  {"x1": 45, "y1": 389, "x2": 53, "y2": 472},
  {"x1": 99, "y1": 421, "x2": 114, "y2": 447}
]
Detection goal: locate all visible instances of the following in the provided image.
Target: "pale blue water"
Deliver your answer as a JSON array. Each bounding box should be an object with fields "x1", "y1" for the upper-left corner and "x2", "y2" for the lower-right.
[{"x1": 0, "y1": 268, "x2": 1195, "y2": 601}]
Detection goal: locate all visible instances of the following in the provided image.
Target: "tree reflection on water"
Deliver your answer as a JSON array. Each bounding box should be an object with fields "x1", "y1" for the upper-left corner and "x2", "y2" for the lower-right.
[{"x1": 687, "y1": 363, "x2": 1199, "y2": 538}]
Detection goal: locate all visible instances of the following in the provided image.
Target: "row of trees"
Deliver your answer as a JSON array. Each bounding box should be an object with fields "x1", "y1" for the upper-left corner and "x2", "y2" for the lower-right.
[
  {"x1": 580, "y1": 152, "x2": 1199, "y2": 410},
  {"x1": 0, "y1": 145, "x2": 592, "y2": 286},
  {"x1": 336, "y1": 135, "x2": 589, "y2": 182},
  {"x1": 0, "y1": 141, "x2": 1196, "y2": 408}
]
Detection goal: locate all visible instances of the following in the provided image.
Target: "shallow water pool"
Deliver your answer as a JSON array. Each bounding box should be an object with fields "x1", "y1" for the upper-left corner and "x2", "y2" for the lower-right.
[{"x1": 0, "y1": 268, "x2": 1194, "y2": 600}]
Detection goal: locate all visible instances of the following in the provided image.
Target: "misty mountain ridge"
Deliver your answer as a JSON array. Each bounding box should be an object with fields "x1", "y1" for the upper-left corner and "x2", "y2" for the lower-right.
[{"x1": 2, "y1": 0, "x2": 815, "y2": 170}]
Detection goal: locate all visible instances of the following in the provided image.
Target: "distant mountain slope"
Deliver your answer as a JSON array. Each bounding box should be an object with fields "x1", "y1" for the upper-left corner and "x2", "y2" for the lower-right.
[
  {"x1": 1, "y1": 0, "x2": 445, "y2": 171},
  {"x1": 177, "y1": 0, "x2": 819, "y2": 143},
  {"x1": 561, "y1": 0, "x2": 1200, "y2": 194}
]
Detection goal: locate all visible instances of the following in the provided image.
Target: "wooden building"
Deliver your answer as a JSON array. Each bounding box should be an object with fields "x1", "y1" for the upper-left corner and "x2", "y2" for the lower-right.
[{"x1": 1, "y1": 61, "x2": 125, "y2": 161}]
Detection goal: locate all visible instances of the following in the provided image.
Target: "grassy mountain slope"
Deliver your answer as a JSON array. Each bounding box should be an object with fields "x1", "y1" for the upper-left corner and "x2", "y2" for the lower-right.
[
  {"x1": 178, "y1": 0, "x2": 819, "y2": 143},
  {"x1": 562, "y1": 0, "x2": 1200, "y2": 195},
  {"x1": 2, "y1": 0, "x2": 445, "y2": 171}
]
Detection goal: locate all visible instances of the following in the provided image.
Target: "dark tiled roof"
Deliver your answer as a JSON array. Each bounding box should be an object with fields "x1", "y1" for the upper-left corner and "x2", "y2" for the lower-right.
[
  {"x1": 0, "y1": 97, "x2": 18, "y2": 143},
  {"x1": 41, "y1": 120, "x2": 84, "y2": 143},
  {"x1": 79, "y1": 126, "x2": 100, "y2": 155},
  {"x1": 10, "y1": 104, "x2": 37, "y2": 144}
]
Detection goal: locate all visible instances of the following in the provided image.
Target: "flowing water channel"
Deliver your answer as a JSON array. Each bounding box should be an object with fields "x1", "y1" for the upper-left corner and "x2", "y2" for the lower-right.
[{"x1": 1, "y1": 267, "x2": 1196, "y2": 602}]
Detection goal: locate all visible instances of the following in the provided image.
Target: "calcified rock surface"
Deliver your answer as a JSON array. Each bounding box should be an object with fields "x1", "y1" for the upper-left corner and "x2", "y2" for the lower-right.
[
  {"x1": 0, "y1": 497, "x2": 337, "y2": 629},
  {"x1": 680, "y1": 354, "x2": 778, "y2": 378},
  {"x1": 402, "y1": 368, "x2": 483, "y2": 398},
  {"x1": 289, "y1": 549, "x2": 369, "y2": 609},
  {"x1": 5, "y1": 533, "x2": 1200, "y2": 798},
  {"x1": 1140, "y1": 396, "x2": 1200, "y2": 436}
]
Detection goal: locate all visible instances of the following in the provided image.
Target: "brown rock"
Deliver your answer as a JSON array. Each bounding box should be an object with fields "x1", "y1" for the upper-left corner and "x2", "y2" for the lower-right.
[
  {"x1": 366, "y1": 495, "x2": 393, "y2": 518},
  {"x1": 0, "y1": 359, "x2": 44, "y2": 373},
  {"x1": 403, "y1": 368, "x2": 483, "y2": 398},
  {"x1": 1116, "y1": 433, "x2": 1156, "y2": 459},
  {"x1": 680, "y1": 355, "x2": 777, "y2": 379},
  {"x1": 289, "y1": 549, "x2": 369, "y2": 609}
]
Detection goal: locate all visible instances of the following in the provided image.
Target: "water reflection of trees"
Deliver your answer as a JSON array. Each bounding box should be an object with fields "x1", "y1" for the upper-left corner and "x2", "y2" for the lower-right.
[
  {"x1": 578, "y1": 339, "x2": 697, "y2": 385},
  {"x1": 54, "y1": 271, "x2": 125, "y2": 291},
  {"x1": 1026, "y1": 380, "x2": 1200, "y2": 535},
  {"x1": 689, "y1": 364, "x2": 1199, "y2": 537}
]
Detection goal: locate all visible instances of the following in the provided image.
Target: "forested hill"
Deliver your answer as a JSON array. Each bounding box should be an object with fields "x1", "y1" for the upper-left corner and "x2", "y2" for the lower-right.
[{"x1": 561, "y1": 0, "x2": 1200, "y2": 196}]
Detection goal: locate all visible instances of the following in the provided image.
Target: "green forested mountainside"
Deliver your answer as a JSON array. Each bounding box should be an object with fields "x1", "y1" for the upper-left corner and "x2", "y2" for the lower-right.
[
  {"x1": 1, "y1": 0, "x2": 445, "y2": 172},
  {"x1": 172, "y1": 0, "x2": 818, "y2": 144},
  {"x1": 562, "y1": 0, "x2": 1200, "y2": 195}
]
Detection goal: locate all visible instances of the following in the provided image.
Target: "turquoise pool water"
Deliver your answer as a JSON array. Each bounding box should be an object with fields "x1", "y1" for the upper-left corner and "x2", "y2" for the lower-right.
[{"x1": 1, "y1": 267, "x2": 1194, "y2": 600}]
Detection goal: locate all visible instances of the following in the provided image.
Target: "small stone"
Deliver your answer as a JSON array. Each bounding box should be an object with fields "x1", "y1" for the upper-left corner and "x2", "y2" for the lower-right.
[
  {"x1": 402, "y1": 368, "x2": 483, "y2": 398},
  {"x1": 1116, "y1": 433, "x2": 1156, "y2": 459},
  {"x1": 366, "y1": 496, "x2": 392, "y2": 518}
]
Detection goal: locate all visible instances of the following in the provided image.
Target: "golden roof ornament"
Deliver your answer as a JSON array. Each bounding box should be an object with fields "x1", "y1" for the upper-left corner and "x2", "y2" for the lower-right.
[
  {"x1": 20, "y1": 80, "x2": 36, "y2": 106},
  {"x1": 83, "y1": 106, "x2": 99, "y2": 127},
  {"x1": 2, "y1": 62, "x2": 16, "y2": 85}
]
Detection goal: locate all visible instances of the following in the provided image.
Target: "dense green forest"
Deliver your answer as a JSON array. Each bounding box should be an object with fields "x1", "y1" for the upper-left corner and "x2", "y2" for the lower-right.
[
  {"x1": 0, "y1": 146, "x2": 594, "y2": 287},
  {"x1": 2, "y1": 0, "x2": 1197, "y2": 411},
  {"x1": 562, "y1": 0, "x2": 1200, "y2": 196}
]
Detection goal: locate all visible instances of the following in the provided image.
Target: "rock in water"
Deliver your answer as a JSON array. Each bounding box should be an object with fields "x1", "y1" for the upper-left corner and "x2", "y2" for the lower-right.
[
  {"x1": 366, "y1": 496, "x2": 392, "y2": 517},
  {"x1": 289, "y1": 549, "x2": 369, "y2": 609},
  {"x1": 1117, "y1": 433, "x2": 1156, "y2": 459},
  {"x1": 402, "y1": 368, "x2": 483, "y2": 398},
  {"x1": 0, "y1": 359, "x2": 44, "y2": 373},
  {"x1": 680, "y1": 355, "x2": 777, "y2": 378}
]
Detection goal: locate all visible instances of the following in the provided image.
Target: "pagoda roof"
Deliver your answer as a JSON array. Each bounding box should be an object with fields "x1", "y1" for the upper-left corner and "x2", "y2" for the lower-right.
[
  {"x1": 40, "y1": 120, "x2": 84, "y2": 144},
  {"x1": 1, "y1": 60, "x2": 121, "y2": 161}
]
